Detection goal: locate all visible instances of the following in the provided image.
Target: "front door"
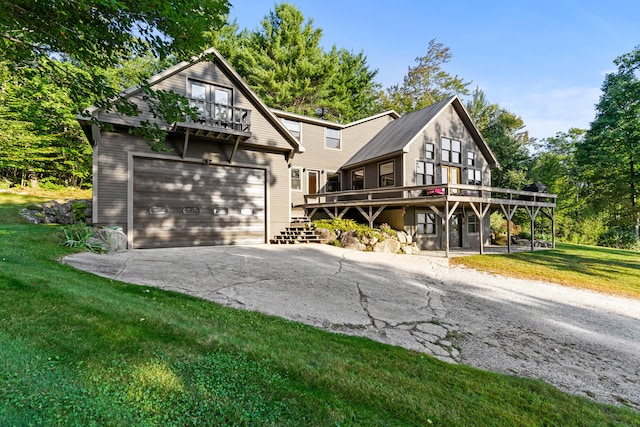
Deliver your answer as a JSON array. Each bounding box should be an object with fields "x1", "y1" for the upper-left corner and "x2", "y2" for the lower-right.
[
  {"x1": 449, "y1": 214, "x2": 462, "y2": 248},
  {"x1": 308, "y1": 170, "x2": 319, "y2": 195}
]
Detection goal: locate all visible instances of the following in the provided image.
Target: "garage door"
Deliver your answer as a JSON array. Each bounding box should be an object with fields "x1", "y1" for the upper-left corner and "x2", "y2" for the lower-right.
[{"x1": 132, "y1": 157, "x2": 266, "y2": 249}]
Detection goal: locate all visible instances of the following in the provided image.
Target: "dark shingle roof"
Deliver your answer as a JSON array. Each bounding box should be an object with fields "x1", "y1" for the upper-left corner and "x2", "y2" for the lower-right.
[
  {"x1": 342, "y1": 96, "x2": 455, "y2": 168},
  {"x1": 342, "y1": 95, "x2": 499, "y2": 169}
]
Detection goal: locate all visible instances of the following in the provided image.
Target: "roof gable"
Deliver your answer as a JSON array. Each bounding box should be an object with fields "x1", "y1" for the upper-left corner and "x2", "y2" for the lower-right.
[
  {"x1": 80, "y1": 47, "x2": 303, "y2": 154},
  {"x1": 342, "y1": 95, "x2": 499, "y2": 169}
]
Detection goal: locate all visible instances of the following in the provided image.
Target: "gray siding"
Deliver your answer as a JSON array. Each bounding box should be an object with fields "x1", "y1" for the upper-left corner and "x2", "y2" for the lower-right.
[
  {"x1": 288, "y1": 114, "x2": 395, "y2": 206},
  {"x1": 404, "y1": 104, "x2": 490, "y2": 186}
]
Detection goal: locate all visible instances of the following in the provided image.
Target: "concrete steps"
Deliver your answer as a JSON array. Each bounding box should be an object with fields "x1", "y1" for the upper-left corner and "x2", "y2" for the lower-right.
[{"x1": 270, "y1": 216, "x2": 323, "y2": 244}]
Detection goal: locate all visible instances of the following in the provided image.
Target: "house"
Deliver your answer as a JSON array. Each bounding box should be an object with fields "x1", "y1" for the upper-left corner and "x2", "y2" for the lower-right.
[{"x1": 78, "y1": 47, "x2": 556, "y2": 254}]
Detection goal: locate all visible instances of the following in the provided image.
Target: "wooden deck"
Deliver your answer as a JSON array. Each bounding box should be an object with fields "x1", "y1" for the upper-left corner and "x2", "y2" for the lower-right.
[{"x1": 301, "y1": 183, "x2": 557, "y2": 257}]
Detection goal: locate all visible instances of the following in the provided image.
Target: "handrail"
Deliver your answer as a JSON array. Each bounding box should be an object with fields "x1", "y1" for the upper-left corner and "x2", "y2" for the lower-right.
[
  {"x1": 303, "y1": 183, "x2": 557, "y2": 205},
  {"x1": 186, "y1": 98, "x2": 251, "y2": 132}
]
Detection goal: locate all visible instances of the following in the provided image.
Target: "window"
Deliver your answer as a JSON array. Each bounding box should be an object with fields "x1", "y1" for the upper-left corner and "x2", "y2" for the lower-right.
[
  {"x1": 149, "y1": 206, "x2": 169, "y2": 215},
  {"x1": 352, "y1": 169, "x2": 364, "y2": 190},
  {"x1": 442, "y1": 137, "x2": 461, "y2": 163},
  {"x1": 182, "y1": 207, "x2": 200, "y2": 215},
  {"x1": 467, "y1": 169, "x2": 482, "y2": 185},
  {"x1": 416, "y1": 160, "x2": 434, "y2": 185},
  {"x1": 425, "y1": 143, "x2": 434, "y2": 160},
  {"x1": 326, "y1": 171, "x2": 341, "y2": 192},
  {"x1": 284, "y1": 119, "x2": 301, "y2": 141},
  {"x1": 467, "y1": 151, "x2": 476, "y2": 167},
  {"x1": 417, "y1": 212, "x2": 436, "y2": 235},
  {"x1": 325, "y1": 128, "x2": 341, "y2": 149},
  {"x1": 188, "y1": 81, "x2": 232, "y2": 122},
  {"x1": 240, "y1": 208, "x2": 254, "y2": 216},
  {"x1": 468, "y1": 212, "x2": 479, "y2": 234},
  {"x1": 379, "y1": 161, "x2": 394, "y2": 187},
  {"x1": 290, "y1": 167, "x2": 302, "y2": 191},
  {"x1": 213, "y1": 207, "x2": 228, "y2": 215}
]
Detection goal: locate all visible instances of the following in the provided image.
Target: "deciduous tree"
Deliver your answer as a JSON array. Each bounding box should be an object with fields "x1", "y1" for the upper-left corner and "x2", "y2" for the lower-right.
[
  {"x1": 381, "y1": 39, "x2": 470, "y2": 115},
  {"x1": 578, "y1": 46, "x2": 640, "y2": 236}
]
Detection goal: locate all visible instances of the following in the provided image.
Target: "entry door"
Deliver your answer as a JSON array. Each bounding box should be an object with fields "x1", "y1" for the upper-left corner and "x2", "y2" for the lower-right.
[
  {"x1": 308, "y1": 170, "x2": 319, "y2": 195},
  {"x1": 442, "y1": 166, "x2": 461, "y2": 193},
  {"x1": 449, "y1": 214, "x2": 462, "y2": 248}
]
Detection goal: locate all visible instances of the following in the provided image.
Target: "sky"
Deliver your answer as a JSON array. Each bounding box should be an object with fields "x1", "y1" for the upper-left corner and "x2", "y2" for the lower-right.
[{"x1": 227, "y1": 0, "x2": 640, "y2": 140}]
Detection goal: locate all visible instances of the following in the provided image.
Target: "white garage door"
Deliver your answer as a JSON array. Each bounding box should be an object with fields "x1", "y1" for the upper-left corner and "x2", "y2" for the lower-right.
[{"x1": 132, "y1": 158, "x2": 266, "y2": 249}]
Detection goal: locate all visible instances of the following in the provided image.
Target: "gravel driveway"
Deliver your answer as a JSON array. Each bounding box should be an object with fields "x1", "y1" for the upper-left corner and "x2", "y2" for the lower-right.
[{"x1": 63, "y1": 244, "x2": 640, "y2": 409}]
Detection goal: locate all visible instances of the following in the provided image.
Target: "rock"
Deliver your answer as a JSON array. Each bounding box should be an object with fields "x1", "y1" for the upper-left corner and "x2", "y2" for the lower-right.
[
  {"x1": 20, "y1": 199, "x2": 92, "y2": 225},
  {"x1": 316, "y1": 227, "x2": 337, "y2": 244},
  {"x1": 401, "y1": 245, "x2": 414, "y2": 255},
  {"x1": 372, "y1": 238, "x2": 401, "y2": 254},
  {"x1": 405, "y1": 233, "x2": 413, "y2": 244},
  {"x1": 340, "y1": 231, "x2": 366, "y2": 251},
  {"x1": 369, "y1": 236, "x2": 379, "y2": 246},
  {"x1": 396, "y1": 231, "x2": 408, "y2": 244},
  {"x1": 94, "y1": 227, "x2": 128, "y2": 253}
]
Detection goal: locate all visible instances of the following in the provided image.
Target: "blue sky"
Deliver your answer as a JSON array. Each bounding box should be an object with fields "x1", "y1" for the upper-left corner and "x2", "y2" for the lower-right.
[{"x1": 228, "y1": 0, "x2": 640, "y2": 140}]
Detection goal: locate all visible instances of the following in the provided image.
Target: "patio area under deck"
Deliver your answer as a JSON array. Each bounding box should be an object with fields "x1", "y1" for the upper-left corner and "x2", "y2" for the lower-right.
[{"x1": 301, "y1": 184, "x2": 557, "y2": 258}]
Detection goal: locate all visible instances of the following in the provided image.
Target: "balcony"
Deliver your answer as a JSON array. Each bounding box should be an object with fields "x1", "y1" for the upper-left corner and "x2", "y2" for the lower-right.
[{"x1": 173, "y1": 99, "x2": 252, "y2": 141}]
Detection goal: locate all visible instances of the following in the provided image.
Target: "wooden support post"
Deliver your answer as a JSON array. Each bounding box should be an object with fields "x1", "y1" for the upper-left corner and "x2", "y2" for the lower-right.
[
  {"x1": 501, "y1": 203, "x2": 519, "y2": 254},
  {"x1": 552, "y1": 207, "x2": 556, "y2": 248},
  {"x1": 445, "y1": 201, "x2": 450, "y2": 258},
  {"x1": 182, "y1": 129, "x2": 190, "y2": 159}
]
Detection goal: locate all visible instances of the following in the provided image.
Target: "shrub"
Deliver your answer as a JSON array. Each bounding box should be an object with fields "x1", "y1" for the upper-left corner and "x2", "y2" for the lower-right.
[
  {"x1": 597, "y1": 228, "x2": 639, "y2": 250},
  {"x1": 61, "y1": 223, "x2": 107, "y2": 253}
]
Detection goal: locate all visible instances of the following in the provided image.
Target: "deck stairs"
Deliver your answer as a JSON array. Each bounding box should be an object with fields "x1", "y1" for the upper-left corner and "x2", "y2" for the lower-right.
[{"x1": 271, "y1": 216, "x2": 322, "y2": 244}]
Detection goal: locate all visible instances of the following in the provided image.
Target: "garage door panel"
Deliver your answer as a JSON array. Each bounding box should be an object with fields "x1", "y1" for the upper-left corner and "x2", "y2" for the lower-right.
[{"x1": 133, "y1": 158, "x2": 266, "y2": 249}]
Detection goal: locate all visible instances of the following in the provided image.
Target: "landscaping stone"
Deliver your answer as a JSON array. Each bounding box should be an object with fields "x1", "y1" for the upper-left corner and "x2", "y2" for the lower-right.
[
  {"x1": 372, "y1": 238, "x2": 400, "y2": 254},
  {"x1": 21, "y1": 199, "x2": 92, "y2": 225},
  {"x1": 340, "y1": 232, "x2": 366, "y2": 251},
  {"x1": 95, "y1": 227, "x2": 128, "y2": 254},
  {"x1": 396, "y1": 231, "x2": 408, "y2": 243},
  {"x1": 316, "y1": 227, "x2": 337, "y2": 244}
]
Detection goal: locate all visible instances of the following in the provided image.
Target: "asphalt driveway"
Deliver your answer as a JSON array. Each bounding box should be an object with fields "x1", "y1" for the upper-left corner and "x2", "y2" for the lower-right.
[{"x1": 63, "y1": 244, "x2": 640, "y2": 409}]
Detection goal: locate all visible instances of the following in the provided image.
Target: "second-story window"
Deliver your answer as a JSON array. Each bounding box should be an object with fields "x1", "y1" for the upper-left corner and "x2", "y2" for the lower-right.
[
  {"x1": 442, "y1": 137, "x2": 461, "y2": 163},
  {"x1": 467, "y1": 169, "x2": 482, "y2": 185},
  {"x1": 379, "y1": 161, "x2": 394, "y2": 187},
  {"x1": 416, "y1": 160, "x2": 434, "y2": 185},
  {"x1": 325, "y1": 128, "x2": 341, "y2": 149},
  {"x1": 467, "y1": 151, "x2": 476, "y2": 167},
  {"x1": 425, "y1": 143, "x2": 434, "y2": 160},
  {"x1": 284, "y1": 119, "x2": 301, "y2": 141},
  {"x1": 189, "y1": 81, "x2": 232, "y2": 122}
]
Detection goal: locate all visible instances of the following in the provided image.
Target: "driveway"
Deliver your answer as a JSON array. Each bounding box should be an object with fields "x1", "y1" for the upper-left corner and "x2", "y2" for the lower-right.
[{"x1": 63, "y1": 244, "x2": 640, "y2": 409}]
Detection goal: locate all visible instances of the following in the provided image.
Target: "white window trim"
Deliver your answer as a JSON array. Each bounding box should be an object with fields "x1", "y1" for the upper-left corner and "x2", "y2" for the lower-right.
[
  {"x1": 325, "y1": 128, "x2": 342, "y2": 150},
  {"x1": 290, "y1": 166, "x2": 303, "y2": 192},
  {"x1": 283, "y1": 119, "x2": 302, "y2": 141}
]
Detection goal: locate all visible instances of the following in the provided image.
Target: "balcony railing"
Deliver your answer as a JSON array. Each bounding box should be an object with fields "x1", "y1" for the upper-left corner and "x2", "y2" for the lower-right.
[
  {"x1": 186, "y1": 99, "x2": 251, "y2": 132},
  {"x1": 303, "y1": 183, "x2": 556, "y2": 207}
]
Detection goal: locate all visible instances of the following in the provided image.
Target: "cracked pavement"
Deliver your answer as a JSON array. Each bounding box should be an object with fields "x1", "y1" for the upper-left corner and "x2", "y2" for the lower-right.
[{"x1": 63, "y1": 244, "x2": 640, "y2": 409}]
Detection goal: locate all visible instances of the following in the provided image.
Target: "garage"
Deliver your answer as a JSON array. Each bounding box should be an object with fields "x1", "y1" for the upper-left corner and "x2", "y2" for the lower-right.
[{"x1": 132, "y1": 157, "x2": 266, "y2": 249}]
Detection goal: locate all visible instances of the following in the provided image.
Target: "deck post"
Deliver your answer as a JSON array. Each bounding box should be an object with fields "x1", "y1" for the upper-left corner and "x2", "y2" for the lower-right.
[
  {"x1": 444, "y1": 201, "x2": 450, "y2": 258},
  {"x1": 479, "y1": 203, "x2": 484, "y2": 255},
  {"x1": 530, "y1": 206, "x2": 535, "y2": 252},
  {"x1": 551, "y1": 207, "x2": 556, "y2": 249}
]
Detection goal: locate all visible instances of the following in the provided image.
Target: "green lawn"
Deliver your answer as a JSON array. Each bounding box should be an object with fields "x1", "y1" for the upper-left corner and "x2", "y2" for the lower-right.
[
  {"x1": 1, "y1": 191, "x2": 639, "y2": 426},
  {"x1": 451, "y1": 242, "x2": 640, "y2": 299}
]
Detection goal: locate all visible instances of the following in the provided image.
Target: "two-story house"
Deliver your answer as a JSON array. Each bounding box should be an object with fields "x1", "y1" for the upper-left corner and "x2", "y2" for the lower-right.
[{"x1": 79, "y1": 47, "x2": 556, "y2": 254}]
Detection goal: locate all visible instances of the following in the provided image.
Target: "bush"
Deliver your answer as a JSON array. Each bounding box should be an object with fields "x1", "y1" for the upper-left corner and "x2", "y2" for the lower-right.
[
  {"x1": 61, "y1": 223, "x2": 106, "y2": 253},
  {"x1": 597, "y1": 228, "x2": 640, "y2": 250},
  {"x1": 312, "y1": 218, "x2": 395, "y2": 244}
]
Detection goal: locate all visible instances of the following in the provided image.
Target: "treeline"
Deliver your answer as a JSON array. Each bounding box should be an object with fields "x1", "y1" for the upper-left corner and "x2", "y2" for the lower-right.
[{"x1": 0, "y1": 2, "x2": 637, "y2": 247}]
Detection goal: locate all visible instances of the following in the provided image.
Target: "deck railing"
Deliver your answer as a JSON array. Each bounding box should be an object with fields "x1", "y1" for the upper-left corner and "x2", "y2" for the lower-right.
[
  {"x1": 303, "y1": 183, "x2": 556, "y2": 206},
  {"x1": 186, "y1": 98, "x2": 251, "y2": 132}
]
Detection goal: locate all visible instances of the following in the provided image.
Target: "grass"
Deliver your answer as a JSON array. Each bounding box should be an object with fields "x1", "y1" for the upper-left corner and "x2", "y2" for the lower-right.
[
  {"x1": 1, "y1": 190, "x2": 639, "y2": 425},
  {"x1": 451, "y1": 242, "x2": 640, "y2": 299}
]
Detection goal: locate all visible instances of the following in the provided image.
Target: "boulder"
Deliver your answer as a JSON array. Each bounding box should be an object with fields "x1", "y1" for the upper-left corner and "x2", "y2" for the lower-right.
[
  {"x1": 340, "y1": 231, "x2": 366, "y2": 251},
  {"x1": 316, "y1": 227, "x2": 337, "y2": 244},
  {"x1": 372, "y1": 238, "x2": 401, "y2": 254},
  {"x1": 94, "y1": 227, "x2": 128, "y2": 253},
  {"x1": 396, "y1": 231, "x2": 408, "y2": 244}
]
